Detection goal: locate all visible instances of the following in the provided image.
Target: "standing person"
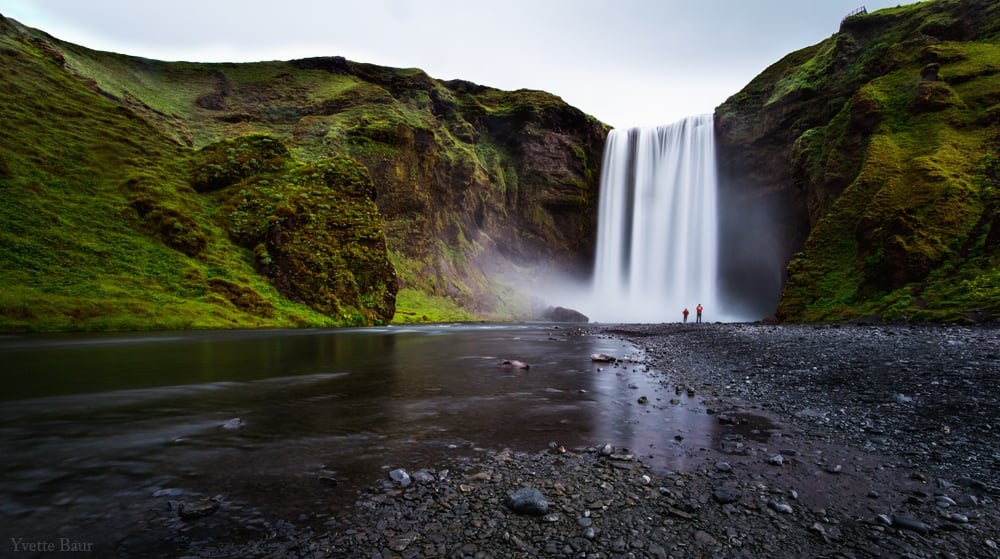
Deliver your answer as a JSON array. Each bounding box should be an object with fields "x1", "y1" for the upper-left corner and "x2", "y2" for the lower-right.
[
  {"x1": 682, "y1": 308, "x2": 689, "y2": 323},
  {"x1": 696, "y1": 304, "x2": 703, "y2": 323}
]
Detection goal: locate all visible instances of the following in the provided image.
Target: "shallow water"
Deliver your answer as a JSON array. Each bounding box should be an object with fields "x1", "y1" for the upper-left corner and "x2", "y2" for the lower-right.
[{"x1": 0, "y1": 324, "x2": 719, "y2": 552}]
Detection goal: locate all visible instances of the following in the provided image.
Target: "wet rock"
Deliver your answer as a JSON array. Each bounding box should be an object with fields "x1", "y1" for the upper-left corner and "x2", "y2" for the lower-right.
[
  {"x1": 388, "y1": 468, "x2": 411, "y2": 487},
  {"x1": 505, "y1": 487, "x2": 549, "y2": 515},
  {"x1": 591, "y1": 353, "x2": 616, "y2": 362},
  {"x1": 411, "y1": 469, "x2": 435, "y2": 483},
  {"x1": 943, "y1": 512, "x2": 969, "y2": 523},
  {"x1": 892, "y1": 515, "x2": 930, "y2": 534},
  {"x1": 177, "y1": 498, "x2": 219, "y2": 520},
  {"x1": 935, "y1": 495, "x2": 957, "y2": 507},
  {"x1": 498, "y1": 359, "x2": 530, "y2": 369},
  {"x1": 318, "y1": 476, "x2": 338, "y2": 487},
  {"x1": 543, "y1": 306, "x2": 589, "y2": 323},
  {"x1": 694, "y1": 530, "x2": 718, "y2": 546},
  {"x1": 768, "y1": 500, "x2": 793, "y2": 514},
  {"x1": 713, "y1": 486, "x2": 742, "y2": 504}
]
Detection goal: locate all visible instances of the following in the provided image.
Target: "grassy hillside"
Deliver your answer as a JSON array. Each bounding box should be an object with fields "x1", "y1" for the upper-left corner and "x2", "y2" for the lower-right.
[
  {"x1": 0, "y1": 18, "x2": 391, "y2": 331},
  {"x1": 717, "y1": 0, "x2": 1000, "y2": 322},
  {"x1": 0, "y1": 15, "x2": 606, "y2": 332}
]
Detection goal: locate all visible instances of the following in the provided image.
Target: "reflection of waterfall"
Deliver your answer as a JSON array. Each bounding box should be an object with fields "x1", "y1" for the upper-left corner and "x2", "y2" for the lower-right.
[{"x1": 590, "y1": 114, "x2": 719, "y2": 323}]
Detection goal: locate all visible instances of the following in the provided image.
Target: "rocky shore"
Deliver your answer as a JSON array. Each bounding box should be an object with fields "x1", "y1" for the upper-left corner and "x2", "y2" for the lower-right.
[{"x1": 160, "y1": 323, "x2": 999, "y2": 558}]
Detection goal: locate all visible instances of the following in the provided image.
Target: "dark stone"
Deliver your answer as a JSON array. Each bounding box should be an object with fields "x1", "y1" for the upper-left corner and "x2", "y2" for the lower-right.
[
  {"x1": 498, "y1": 359, "x2": 530, "y2": 370},
  {"x1": 713, "y1": 487, "x2": 742, "y2": 504},
  {"x1": 544, "y1": 306, "x2": 590, "y2": 323},
  {"x1": 178, "y1": 498, "x2": 219, "y2": 520},
  {"x1": 505, "y1": 487, "x2": 549, "y2": 515},
  {"x1": 920, "y1": 63, "x2": 941, "y2": 81},
  {"x1": 389, "y1": 468, "x2": 411, "y2": 487},
  {"x1": 290, "y1": 56, "x2": 349, "y2": 73},
  {"x1": 892, "y1": 515, "x2": 930, "y2": 534}
]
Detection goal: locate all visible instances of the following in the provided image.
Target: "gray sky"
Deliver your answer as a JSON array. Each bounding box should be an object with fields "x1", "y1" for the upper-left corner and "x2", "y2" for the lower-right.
[{"x1": 3, "y1": 0, "x2": 913, "y2": 128}]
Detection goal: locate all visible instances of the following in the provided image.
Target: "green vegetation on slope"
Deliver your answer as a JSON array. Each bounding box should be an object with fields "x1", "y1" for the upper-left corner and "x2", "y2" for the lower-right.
[
  {"x1": 0, "y1": 15, "x2": 606, "y2": 332},
  {"x1": 0, "y1": 20, "x2": 395, "y2": 331},
  {"x1": 719, "y1": 0, "x2": 1000, "y2": 322}
]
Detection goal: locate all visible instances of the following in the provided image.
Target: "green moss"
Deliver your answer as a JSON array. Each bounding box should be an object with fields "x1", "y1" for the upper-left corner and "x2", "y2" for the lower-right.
[
  {"x1": 219, "y1": 150, "x2": 397, "y2": 324},
  {"x1": 748, "y1": 0, "x2": 1000, "y2": 323},
  {"x1": 191, "y1": 134, "x2": 291, "y2": 191},
  {"x1": 391, "y1": 288, "x2": 476, "y2": 323}
]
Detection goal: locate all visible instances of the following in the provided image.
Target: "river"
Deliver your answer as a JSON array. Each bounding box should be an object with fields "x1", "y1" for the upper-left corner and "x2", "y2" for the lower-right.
[{"x1": 0, "y1": 324, "x2": 719, "y2": 555}]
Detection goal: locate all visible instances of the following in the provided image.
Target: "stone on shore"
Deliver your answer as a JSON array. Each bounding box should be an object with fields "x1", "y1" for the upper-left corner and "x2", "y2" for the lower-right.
[{"x1": 505, "y1": 487, "x2": 549, "y2": 515}]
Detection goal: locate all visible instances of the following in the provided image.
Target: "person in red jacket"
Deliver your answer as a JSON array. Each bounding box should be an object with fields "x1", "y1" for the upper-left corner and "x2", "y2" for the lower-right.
[
  {"x1": 696, "y1": 304, "x2": 703, "y2": 323},
  {"x1": 682, "y1": 308, "x2": 689, "y2": 323}
]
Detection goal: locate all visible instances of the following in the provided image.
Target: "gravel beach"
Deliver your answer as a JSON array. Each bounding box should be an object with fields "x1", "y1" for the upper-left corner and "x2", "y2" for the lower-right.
[{"x1": 159, "y1": 323, "x2": 1000, "y2": 559}]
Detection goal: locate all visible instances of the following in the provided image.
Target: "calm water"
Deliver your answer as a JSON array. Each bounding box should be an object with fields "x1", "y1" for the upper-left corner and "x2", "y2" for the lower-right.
[{"x1": 0, "y1": 324, "x2": 718, "y2": 555}]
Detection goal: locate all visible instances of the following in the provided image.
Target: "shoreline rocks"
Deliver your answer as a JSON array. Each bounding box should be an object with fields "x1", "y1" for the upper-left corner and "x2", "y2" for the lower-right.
[{"x1": 164, "y1": 323, "x2": 1000, "y2": 558}]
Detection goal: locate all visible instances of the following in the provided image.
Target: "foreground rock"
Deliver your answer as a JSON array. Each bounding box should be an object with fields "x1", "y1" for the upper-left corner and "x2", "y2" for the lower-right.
[{"x1": 543, "y1": 306, "x2": 590, "y2": 323}]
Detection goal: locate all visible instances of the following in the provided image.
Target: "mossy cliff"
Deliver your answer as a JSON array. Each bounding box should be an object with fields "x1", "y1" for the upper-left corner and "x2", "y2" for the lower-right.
[
  {"x1": 0, "y1": 15, "x2": 606, "y2": 331},
  {"x1": 716, "y1": 0, "x2": 1000, "y2": 322}
]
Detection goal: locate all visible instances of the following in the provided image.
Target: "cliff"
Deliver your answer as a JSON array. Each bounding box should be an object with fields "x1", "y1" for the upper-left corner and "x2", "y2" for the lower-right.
[
  {"x1": 0, "y1": 15, "x2": 606, "y2": 331},
  {"x1": 716, "y1": 0, "x2": 1000, "y2": 322}
]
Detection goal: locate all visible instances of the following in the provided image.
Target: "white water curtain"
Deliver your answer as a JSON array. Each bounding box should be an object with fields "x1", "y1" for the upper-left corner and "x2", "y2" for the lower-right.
[{"x1": 591, "y1": 114, "x2": 719, "y2": 323}]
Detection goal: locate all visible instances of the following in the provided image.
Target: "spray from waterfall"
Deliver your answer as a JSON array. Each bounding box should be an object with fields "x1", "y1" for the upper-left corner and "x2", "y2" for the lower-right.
[{"x1": 589, "y1": 114, "x2": 720, "y2": 323}]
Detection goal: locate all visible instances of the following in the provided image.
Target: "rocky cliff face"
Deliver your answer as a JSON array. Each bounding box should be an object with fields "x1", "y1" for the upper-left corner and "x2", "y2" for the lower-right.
[
  {"x1": 122, "y1": 53, "x2": 607, "y2": 320},
  {"x1": 716, "y1": 0, "x2": 1000, "y2": 322},
  {"x1": 0, "y1": 15, "x2": 606, "y2": 330}
]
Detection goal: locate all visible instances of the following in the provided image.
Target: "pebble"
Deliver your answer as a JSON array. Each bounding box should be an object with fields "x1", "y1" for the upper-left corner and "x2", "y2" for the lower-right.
[
  {"x1": 935, "y1": 495, "x2": 957, "y2": 507},
  {"x1": 713, "y1": 487, "x2": 742, "y2": 504},
  {"x1": 177, "y1": 498, "x2": 219, "y2": 520},
  {"x1": 505, "y1": 487, "x2": 549, "y2": 515},
  {"x1": 768, "y1": 500, "x2": 793, "y2": 514},
  {"x1": 388, "y1": 468, "x2": 411, "y2": 487},
  {"x1": 892, "y1": 515, "x2": 930, "y2": 534}
]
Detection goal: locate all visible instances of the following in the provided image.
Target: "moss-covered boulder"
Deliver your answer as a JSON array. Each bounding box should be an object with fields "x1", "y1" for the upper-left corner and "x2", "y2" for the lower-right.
[
  {"x1": 217, "y1": 147, "x2": 396, "y2": 325},
  {"x1": 191, "y1": 135, "x2": 291, "y2": 192}
]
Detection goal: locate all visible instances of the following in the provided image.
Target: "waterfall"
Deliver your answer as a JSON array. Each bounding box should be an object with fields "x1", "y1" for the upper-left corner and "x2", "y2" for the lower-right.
[{"x1": 590, "y1": 114, "x2": 719, "y2": 323}]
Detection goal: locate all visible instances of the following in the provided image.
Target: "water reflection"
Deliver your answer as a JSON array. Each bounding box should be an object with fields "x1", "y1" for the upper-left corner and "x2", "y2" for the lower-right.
[{"x1": 0, "y1": 324, "x2": 718, "y2": 552}]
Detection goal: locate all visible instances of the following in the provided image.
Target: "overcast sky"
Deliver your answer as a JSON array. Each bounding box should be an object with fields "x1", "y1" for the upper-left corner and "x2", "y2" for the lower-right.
[{"x1": 3, "y1": 0, "x2": 914, "y2": 128}]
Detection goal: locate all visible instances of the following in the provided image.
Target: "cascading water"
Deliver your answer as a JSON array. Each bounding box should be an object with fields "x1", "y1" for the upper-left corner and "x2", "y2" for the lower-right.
[{"x1": 589, "y1": 114, "x2": 720, "y2": 323}]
